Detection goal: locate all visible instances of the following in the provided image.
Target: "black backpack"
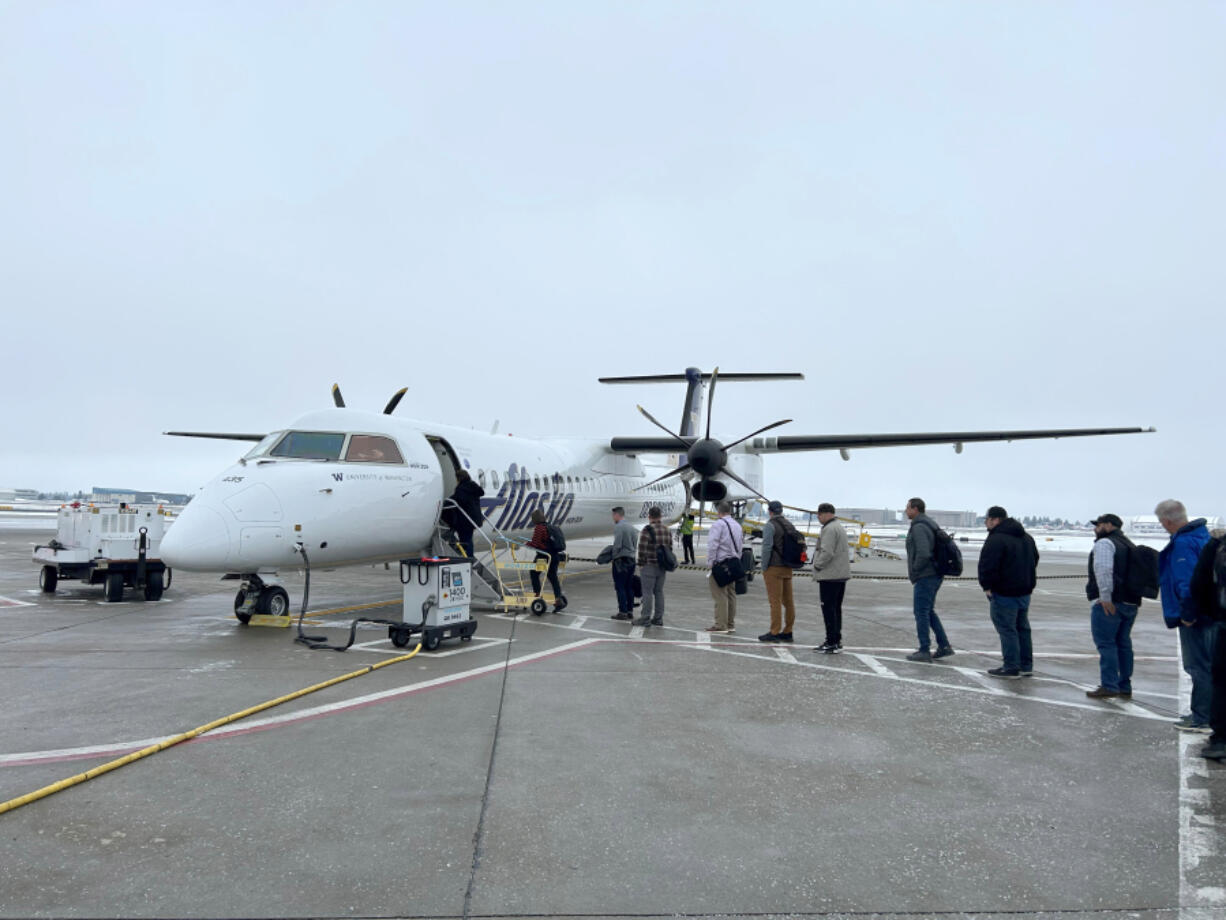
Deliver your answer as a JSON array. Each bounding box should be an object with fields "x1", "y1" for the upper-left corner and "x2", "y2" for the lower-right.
[
  {"x1": 1124, "y1": 544, "x2": 1160, "y2": 600},
  {"x1": 545, "y1": 522, "x2": 566, "y2": 553},
  {"x1": 921, "y1": 520, "x2": 964, "y2": 577},
  {"x1": 779, "y1": 521, "x2": 806, "y2": 568},
  {"x1": 1215, "y1": 539, "x2": 1226, "y2": 610}
]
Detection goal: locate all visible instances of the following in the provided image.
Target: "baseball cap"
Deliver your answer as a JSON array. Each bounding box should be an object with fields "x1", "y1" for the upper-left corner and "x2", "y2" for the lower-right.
[
  {"x1": 767, "y1": 500, "x2": 783, "y2": 513},
  {"x1": 1091, "y1": 513, "x2": 1124, "y2": 528}
]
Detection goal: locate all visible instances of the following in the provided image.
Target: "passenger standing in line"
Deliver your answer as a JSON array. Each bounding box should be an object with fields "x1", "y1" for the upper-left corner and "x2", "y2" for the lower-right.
[
  {"x1": 905, "y1": 497, "x2": 955, "y2": 662},
  {"x1": 758, "y1": 500, "x2": 802, "y2": 643},
  {"x1": 1156, "y1": 500, "x2": 1213, "y2": 732},
  {"x1": 977, "y1": 506, "x2": 1039, "y2": 679},
  {"x1": 705, "y1": 500, "x2": 743, "y2": 634},
  {"x1": 1085, "y1": 513, "x2": 1141, "y2": 699},
  {"x1": 526, "y1": 508, "x2": 567, "y2": 613},
  {"x1": 610, "y1": 506, "x2": 638, "y2": 620},
  {"x1": 1189, "y1": 530, "x2": 1226, "y2": 761},
  {"x1": 634, "y1": 507, "x2": 672, "y2": 627},
  {"x1": 812, "y1": 502, "x2": 850, "y2": 653},
  {"x1": 680, "y1": 514, "x2": 696, "y2": 565},
  {"x1": 448, "y1": 469, "x2": 484, "y2": 559}
]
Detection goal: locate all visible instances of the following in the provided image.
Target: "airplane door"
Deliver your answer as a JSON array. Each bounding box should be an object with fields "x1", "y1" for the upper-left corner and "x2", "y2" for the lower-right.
[{"x1": 425, "y1": 436, "x2": 461, "y2": 497}]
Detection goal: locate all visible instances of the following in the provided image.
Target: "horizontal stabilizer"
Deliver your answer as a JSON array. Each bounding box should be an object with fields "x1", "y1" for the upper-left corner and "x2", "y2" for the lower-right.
[
  {"x1": 164, "y1": 431, "x2": 267, "y2": 442},
  {"x1": 599, "y1": 373, "x2": 803, "y2": 384},
  {"x1": 747, "y1": 426, "x2": 1155, "y2": 453}
]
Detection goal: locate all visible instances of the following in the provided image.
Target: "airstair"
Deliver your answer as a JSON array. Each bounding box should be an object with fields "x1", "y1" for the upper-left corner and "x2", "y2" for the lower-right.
[{"x1": 433, "y1": 500, "x2": 564, "y2": 615}]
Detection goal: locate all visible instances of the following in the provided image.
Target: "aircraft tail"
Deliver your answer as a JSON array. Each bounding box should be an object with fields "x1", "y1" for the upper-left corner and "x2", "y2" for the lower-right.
[{"x1": 598, "y1": 368, "x2": 803, "y2": 437}]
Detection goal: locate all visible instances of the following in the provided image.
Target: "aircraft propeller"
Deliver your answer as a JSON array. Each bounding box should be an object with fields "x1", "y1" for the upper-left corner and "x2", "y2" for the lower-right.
[
  {"x1": 331, "y1": 383, "x2": 408, "y2": 415},
  {"x1": 631, "y1": 367, "x2": 792, "y2": 512}
]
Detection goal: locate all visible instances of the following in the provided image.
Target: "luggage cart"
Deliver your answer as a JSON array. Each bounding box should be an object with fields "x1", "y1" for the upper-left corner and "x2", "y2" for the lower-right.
[{"x1": 488, "y1": 542, "x2": 564, "y2": 615}]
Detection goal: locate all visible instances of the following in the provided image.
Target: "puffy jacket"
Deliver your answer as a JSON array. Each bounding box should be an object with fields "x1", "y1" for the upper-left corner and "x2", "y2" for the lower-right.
[
  {"x1": 1158, "y1": 518, "x2": 1211, "y2": 627},
  {"x1": 1190, "y1": 536, "x2": 1226, "y2": 623},
  {"x1": 906, "y1": 513, "x2": 939, "y2": 582},
  {"x1": 977, "y1": 518, "x2": 1039, "y2": 597},
  {"x1": 812, "y1": 519, "x2": 851, "y2": 581}
]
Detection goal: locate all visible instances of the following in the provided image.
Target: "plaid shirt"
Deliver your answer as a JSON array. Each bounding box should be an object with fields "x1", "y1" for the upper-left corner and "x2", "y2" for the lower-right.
[{"x1": 637, "y1": 521, "x2": 673, "y2": 567}]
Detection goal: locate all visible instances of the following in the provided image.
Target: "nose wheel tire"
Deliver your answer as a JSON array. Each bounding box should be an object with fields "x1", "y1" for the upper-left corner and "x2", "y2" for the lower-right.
[
  {"x1": 234, "y1": 589, "x2": 253, "y2": 624},
  {"x1": 257, "y1": 586, "x2": 290, "y2": 617}
]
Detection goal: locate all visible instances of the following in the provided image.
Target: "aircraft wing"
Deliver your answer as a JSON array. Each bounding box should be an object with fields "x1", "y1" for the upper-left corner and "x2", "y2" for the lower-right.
[
  {"x1": 164, "y1": 431, "x2": 267, "y2": 442},
  {"x1": 743, "y1": 426, "x2": 1154, "y2": 453}
]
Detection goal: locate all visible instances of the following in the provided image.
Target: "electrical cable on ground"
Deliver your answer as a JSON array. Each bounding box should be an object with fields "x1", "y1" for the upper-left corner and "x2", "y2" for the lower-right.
[
  {"x1": 0, "y1": 640, "x2": 422, "y2": 818},
  {"x1": 462, "y1": 601, "x2": 521, "y2": 920}
]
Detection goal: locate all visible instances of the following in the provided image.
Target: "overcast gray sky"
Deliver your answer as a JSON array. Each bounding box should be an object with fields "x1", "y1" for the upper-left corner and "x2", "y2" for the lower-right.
[{"x1": 2, "y1": 1, "x2": 1222, "y2": 521}]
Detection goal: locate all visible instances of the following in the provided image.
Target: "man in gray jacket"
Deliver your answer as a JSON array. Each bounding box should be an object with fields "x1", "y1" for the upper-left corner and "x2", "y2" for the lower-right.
[
  {"x1": 812, "y1": 502, "x2": 850, "y2": 653},
  {"x1": 905, "y1": 497, "x2": 955, "y2": 662},
  {"x1": 610, "y1": 506, "x2": 638, "y2": 620}
]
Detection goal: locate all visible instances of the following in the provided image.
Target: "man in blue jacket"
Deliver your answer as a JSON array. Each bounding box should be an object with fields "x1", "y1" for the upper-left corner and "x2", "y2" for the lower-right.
[{"x1": 1156, "y1": 500, "x2": 1213, "y2": 732}]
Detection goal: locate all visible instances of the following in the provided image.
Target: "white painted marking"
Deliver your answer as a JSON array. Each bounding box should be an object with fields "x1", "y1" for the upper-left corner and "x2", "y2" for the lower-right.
[
  {"x1": 950, "y1": 665, "x2": 1010, "y2": 696},
  {"x1": 695, "y1": 631, "x2": 711, "y2": 646},
  {"x1": 347, "y1": 636, "x2": 508, "y2": 658},
  {"x1": 629, "y1": 625, "x2": 645, "y2": 638},
  {"x1": 1177, "y1": 632, "x2": 1225, "y2": 916},
  {"x1": 0, "y1": 637, "x2": 602, "y2": 767},
  {"x1": 772, "y1": 647, "x2": 797, "y2": 664},
  {"x1": 0, "y1": 595, "x2": 35, "y2": 608},
  {"x1": 852, "y1": 653, "x2": 895, "y2": 678},
  {"x1": 570, "y1": 616, "x2": 587, "y2": 630}
]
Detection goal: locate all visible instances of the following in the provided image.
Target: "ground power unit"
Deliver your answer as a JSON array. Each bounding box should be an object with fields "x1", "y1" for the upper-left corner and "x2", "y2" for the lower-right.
[{"x1": 391, "y1": 557, "x2": 478, "y2": 651}]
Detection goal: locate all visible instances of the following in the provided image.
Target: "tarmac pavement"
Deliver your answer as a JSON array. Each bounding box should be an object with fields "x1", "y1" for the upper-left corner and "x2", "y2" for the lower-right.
[{"x1": 1, "y1": 527, "x2": 1224, "y2": 919}]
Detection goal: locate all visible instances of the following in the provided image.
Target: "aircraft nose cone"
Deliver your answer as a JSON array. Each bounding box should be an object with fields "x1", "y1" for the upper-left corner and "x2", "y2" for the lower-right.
[{"x1": 161, "y1": 505, "x2": 232, "y2": 571}]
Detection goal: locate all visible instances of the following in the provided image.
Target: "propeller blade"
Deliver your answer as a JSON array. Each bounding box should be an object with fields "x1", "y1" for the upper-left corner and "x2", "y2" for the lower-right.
[
  {"x1": 383, "y1": 387, "x2": 407, "y2": 415},
  {"x1": 705, "y1": 366, "x2": 719, "y2": 440},
  {"x1": 636, "y1": 405, "x2": 692, "y2": 451},
  {"x1": 331, "y1": 384, "x2": 346, "y2": 408},
  {"x1": 633, "y1": 463, "x2": 692, "y2": 492},
  {"x1": 719, "y1": 466, "x2": 768, "y2": 502},
  {"x1": 722, "y1": 418, "x2": 793, "y2": 452}
]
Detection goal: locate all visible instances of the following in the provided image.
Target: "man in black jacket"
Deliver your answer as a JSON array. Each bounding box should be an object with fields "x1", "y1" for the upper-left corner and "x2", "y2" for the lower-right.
[
  {"x1": 447, "y1": 469, "x2": 485, "y2": 558},
  {"x1": 1189, "y1": 534, "x2": 1226, "y2": 761},
  {"x1": 978, "y1": 506, "x2": 1040, "y2": 679}
]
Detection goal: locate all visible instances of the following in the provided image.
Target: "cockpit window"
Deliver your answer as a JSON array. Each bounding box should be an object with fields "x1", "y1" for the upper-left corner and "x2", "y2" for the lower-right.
[
  {"x1": 269, "y1": 431, "x2": 346, "y2": 460},
  {"x1": 345, "y1": 435, "x2": 404, "y2": 464},
  {"x1": 243, "y1": 432, "x2": 283, "y2": 460}
]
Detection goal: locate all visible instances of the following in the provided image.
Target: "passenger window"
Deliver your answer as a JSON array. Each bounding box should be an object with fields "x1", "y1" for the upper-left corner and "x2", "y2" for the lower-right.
[
  {"x1": 344, "y1": 435, "x2": 404, "y2": 463},
  {"x1": 492, "y1": 471, "x2": 500, "y2": 488},
  {"x1": 271, "y1": 431, "x2": 346, "y2": 460},
  {"x1": 478, "y1": 470, "x2": 486, "y2": 488}
]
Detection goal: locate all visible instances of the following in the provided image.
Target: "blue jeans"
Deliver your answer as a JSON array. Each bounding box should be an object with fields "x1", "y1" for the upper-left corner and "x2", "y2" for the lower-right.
[
  {"x1": 1179, "y1": 621, "x2": 1219, "y2": 723},
  {"x1": 989, "y1": 594, "x2": 1032, "y2": 672},
  {"x1": 1090, "y1": 601, "x2": 1138, "y2": 692},
  {"x1": 912, "y1": 575, "x2": 949, "y2": 651}
]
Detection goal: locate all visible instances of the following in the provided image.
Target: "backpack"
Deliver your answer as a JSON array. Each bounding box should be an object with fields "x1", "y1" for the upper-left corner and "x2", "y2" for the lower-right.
[
  {"x1": 921, "y1": 520, "x2": 964, "y2": 577},
  {"x1": 545, "y1": 522, "x2": 566, "y2": 553},
  {"x1": 1124, "y1": 543, "x2": 1160, "y2": 600},
  {"x1": 650, "y1": 525, "x2": 677, "y2": 571},
  {"x1": 779, "y1": 521, "x2": 806, "y2": 568},
  {"x1": 1215, "y1": 539, "x2": 1226, "y2": 610}
]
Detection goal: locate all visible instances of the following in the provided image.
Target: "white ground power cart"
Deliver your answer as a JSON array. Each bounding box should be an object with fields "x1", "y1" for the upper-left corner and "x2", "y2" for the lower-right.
[{"x1": 32, "y1": 502, "x2": 171, "y2": 602}]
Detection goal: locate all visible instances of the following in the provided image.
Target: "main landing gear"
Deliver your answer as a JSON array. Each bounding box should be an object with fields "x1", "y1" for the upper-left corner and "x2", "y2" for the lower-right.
[{"x1": 234, "y1": 575, "x2": 290, "y2": 624}]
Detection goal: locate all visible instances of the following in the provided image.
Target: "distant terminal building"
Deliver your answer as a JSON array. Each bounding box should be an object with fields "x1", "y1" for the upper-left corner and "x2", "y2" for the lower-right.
[
  {"x1": 1127, "y1": 514, "x2": 1225, "y2": 537},
  {"x1": 927, "y1": 509, "x2": 979, "y2": 529},
  {"x1": 0, "y1": 488, "x2": 41, "y2": 502},
  {"x1": 89, "y1": 486, "x2": 193, "y2": 506},
  {"x1": 838, "y1": 508, "x2": 899, "y2": 525}
]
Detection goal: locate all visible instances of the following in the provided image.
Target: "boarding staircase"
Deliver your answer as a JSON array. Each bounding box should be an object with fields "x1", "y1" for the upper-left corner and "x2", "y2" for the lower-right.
[{"x1": 433, "y1": 499, "x2": 556, "y2": 611}]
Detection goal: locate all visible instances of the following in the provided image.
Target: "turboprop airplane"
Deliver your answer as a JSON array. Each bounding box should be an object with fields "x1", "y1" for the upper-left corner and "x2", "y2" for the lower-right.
[{"x1": 159, "y1": 368, "x2": 1153, "y2": 619}]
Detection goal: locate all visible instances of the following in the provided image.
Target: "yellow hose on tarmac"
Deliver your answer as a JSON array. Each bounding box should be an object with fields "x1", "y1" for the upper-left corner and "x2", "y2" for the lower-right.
[{"x1": 0, "y1": 643, "x2": 422, "y2": 817}]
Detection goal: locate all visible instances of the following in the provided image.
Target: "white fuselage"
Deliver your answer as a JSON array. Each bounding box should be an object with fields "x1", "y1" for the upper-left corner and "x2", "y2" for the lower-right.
[{"x1": 159, "y1": 408, "x2": 731, "y2": 575}]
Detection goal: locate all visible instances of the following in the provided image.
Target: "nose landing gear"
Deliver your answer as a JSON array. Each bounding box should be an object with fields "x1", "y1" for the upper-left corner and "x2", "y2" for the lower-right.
[{"x1": 234, "y1": 575, "x2": 290, "y2": 624}]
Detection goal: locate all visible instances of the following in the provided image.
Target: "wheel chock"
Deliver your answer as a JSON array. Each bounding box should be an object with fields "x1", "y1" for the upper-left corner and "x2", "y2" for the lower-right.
[{"x1": 247, "y1": 614, "x2": 293, "y2": 628}]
